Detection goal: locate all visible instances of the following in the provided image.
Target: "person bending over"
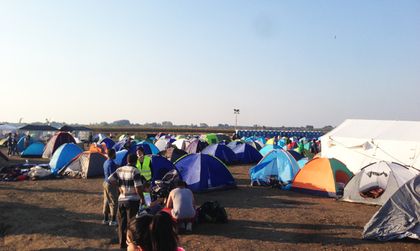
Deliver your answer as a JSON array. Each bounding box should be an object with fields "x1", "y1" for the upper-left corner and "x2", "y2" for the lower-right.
[{"x1": 165, "y1": 180, "x2": 196, "y2": 231}]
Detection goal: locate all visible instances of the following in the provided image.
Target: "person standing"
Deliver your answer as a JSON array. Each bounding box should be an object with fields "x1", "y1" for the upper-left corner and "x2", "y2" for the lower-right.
[
  {"x1": 108, "y1": 153, "x2": 146, "y2": 249},
  {"x1": 23, "y1": 134, "x2": 31, "y2": 150},
  {"x1": 11, "y1": 133, "x2": 18, "y2": 156},
  {"x1": 6, "y1": 133, "x2": 12, "y2": 156},
  {"x1": 102, "y1": 148, "x2": 119, "y2": 226},
  {"x1": 135, "y1": 147, "x2": 152, "y2": 184}
]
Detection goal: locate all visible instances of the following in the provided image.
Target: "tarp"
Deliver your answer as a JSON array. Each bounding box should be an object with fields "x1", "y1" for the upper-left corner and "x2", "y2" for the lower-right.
[
  {"x1": 19, "y1": 124, "x2": 58, "y2": 131},
  {"x1": 232, "y1": 143, "x2": 263, "y2": 164},
  {"x1": 342, "y1": 161, "x2": 419, "y2": 205},
  {"x1": 49, "y1": 143, "x2": 83, "y2": 174},
  {"x1": 174, "y1": 153, "x2": 236, "y2": 192},
  {"x1": 363, "y1": 175, "x2": 420, "y2": 241},
  {"x1": 21, "y1": 142, "x2": 45, "y2": 158},
  {"x1": 201, "y1": 143, "x2": 237, "y2": 165},
  {"x1": 250, "y1": 149, "x2": 300, "y2": 186},
  {"x1": 59, "y1": 151, "x2": 107, "y2": 178},
  {"x1": 320, "y1": 119, "x2": 420, "y2": 173},
  {"x1": 291, "y1": 158, "x2": 353, "y2": 197}
]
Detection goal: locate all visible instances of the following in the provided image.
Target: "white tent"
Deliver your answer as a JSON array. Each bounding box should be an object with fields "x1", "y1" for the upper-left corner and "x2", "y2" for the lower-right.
[{"x1": 320, "y1": 119, "x2": 420, "y2": 173}]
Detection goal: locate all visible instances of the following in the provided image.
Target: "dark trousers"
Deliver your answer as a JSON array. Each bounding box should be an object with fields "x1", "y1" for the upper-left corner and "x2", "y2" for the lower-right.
[{"x1": 117, "y1": 200, "x2": 139, "y2": 249}]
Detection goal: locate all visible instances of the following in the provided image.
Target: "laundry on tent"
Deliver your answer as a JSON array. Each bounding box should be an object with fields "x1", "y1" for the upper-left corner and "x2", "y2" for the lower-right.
[
  {"x1": 291, "y1": 157, "x2": 353, "y2": 197},
  {"x1": 363, "y1": 175, "x2": 420, "y2": 241},
  {"x1": 250, "y1": 149, "x2": 300, "y2": 187},
  {"x1": 174, "y1": 153, "x2": 236, "y2": 192},
  {"x1": 341, "y1": 161, "x2": 419, "y2": 205}
]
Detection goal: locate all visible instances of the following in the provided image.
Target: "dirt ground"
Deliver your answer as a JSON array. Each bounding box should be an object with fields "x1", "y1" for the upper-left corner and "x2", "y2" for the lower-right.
[{"x1": 0, "y1": 157, "x2": 418, "y2": 250}]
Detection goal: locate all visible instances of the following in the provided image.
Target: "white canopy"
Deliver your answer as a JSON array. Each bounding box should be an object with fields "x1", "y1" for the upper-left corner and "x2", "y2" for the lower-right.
[{"x1": 320, "y1": 119, "x2": 420, "y2": 173}]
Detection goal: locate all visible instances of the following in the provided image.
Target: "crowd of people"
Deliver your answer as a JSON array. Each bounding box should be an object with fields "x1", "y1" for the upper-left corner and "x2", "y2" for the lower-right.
[{"x1": 103, "y1": 144, "x2": 195, "y2": 250}]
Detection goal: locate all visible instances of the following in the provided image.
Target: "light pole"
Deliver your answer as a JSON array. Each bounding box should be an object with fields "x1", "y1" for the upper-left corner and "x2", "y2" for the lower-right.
[{"x1": 233, "y1": 109, "x2": 240, "y2": 130}]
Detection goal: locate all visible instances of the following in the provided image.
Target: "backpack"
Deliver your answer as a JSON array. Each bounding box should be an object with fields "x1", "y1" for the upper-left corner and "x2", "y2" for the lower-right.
[{"x1": 197, "y1": 201, "x2": 228, "y2": 224}]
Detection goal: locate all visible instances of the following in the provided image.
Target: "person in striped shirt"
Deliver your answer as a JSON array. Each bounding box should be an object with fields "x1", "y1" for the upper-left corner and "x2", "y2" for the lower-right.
[{"x1": 108, "y1": 153, "x2": 146, "y2": 249}]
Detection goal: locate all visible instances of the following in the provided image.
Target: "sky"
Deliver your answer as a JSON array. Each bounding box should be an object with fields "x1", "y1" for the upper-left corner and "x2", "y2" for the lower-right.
[{"x1": 1, "y1": 1, "x2": 419, "y2": 127}]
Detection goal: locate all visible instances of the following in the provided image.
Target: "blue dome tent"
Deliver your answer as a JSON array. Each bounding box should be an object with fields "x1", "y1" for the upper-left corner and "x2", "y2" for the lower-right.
[
  {"x1": 21, "y1": 142, "x2": 45, "y2": 158},
  {"x1": 250, "y1": 149, "x2": 300, "y2": 187},
  {"x1": 49, "y1": 143, "x2": 83, "y2": 174},
  {"x1": 232, "y1": 143, "x2": 263, "y2": 164},
  {"x1": 201, "y1": 143, "x2": 237, "y2": 165},
  {"x1": 174, "y1": 153, "x2": 236, "y2": 192}
]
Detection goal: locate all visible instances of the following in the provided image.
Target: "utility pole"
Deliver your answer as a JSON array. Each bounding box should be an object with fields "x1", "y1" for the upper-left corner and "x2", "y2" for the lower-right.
[{"x1": 233, "y1": 109, "x2": 240, "y2": 130}]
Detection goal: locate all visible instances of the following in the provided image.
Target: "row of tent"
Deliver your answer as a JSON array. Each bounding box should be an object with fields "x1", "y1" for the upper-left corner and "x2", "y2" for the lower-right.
[{"x1": 248, "y1": 148, "x2": 419, "y2": 241}]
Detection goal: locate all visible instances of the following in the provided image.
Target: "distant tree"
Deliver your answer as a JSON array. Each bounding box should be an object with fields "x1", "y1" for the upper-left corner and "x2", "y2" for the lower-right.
[
  {"x1": 162, "y1": 121, "x2": 173, "y2": 127},
  {"x1": 112, "y1": 120, "x2": 131, "y2": 126},
  {"x1": 306, "y1": 125, "x2": 314, "y2": 130},
  {"x1": 199, "y1": 123, "x2": 209, "y2": 128}
]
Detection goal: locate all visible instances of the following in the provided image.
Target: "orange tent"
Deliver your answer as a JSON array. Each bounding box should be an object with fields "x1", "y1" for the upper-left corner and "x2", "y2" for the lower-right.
[{"x1": 291, "y1": 158, "x2": 353, "y2": 197}]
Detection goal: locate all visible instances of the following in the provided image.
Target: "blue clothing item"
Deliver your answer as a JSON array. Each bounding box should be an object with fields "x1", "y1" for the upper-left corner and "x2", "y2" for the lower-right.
[{"x1": 103, "y1": 159, "x2": 118, "y2": 181}]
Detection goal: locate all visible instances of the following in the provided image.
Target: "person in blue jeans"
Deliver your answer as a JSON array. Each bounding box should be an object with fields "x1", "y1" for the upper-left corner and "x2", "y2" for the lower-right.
[{"x1": 102, "y1": 148, "x2": 119, "y2": 226}]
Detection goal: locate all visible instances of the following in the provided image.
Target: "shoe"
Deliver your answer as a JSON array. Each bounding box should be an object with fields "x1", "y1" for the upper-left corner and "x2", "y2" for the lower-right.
[
  {"x1": 102, "y1": 220, "x2": 109, "y2": 225},
  {"x1": 109, "y1": 221, "x2": 117, "y2": 227},
  {"x1": 186, "y1": 222, "x2": 192, "y2": 232}
]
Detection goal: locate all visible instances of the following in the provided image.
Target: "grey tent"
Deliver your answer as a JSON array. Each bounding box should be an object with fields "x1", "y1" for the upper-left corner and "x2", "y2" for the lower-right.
[
  {"x1": 363, "y1": 175, "x2": 420, "y2": 241},
  {"x1": 341, "y1": 161, "x2": 419, "y2": 205},
  {"x1": 59, "y1": 151, "x2": 106, "y2": 178}
]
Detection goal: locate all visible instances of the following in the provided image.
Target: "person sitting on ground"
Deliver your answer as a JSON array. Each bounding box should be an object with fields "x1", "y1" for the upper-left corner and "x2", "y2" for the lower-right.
[
  {"x1": 102, "y1": 148, "x2": 119, "y2": 226},
  {"x1": 108, "y1": 153, "x2": 147, "y2": 249},
  {"x1": 151, "y1": 211, "x2": 185, "y2": 251},
  {"x1": 136, "y1": 147, "x2": 152, "y2": 184},
  {"x1": 164, "y1": 180, "x2": 196, "y2": 231},
  {"x1": 127, "y1": 214, "x2": 153, "y2": 251}
]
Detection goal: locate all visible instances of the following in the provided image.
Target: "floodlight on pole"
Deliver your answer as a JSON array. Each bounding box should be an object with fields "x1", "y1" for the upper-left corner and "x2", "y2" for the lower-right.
[{"x1": 233, "y1": 109, "x2": 240, "y2": 130}]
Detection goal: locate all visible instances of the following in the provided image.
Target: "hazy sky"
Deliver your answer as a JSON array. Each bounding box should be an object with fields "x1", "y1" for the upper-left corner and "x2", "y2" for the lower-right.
[{"x1": 1, "y1": 1, "x2": 419, "y2": 127}]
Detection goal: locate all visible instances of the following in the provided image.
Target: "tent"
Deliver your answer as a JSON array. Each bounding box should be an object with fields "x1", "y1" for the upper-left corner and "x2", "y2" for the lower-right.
[
  {"x1": 21, "y1": 142, "x2": 45, "y2": 158},
  {"x1": 99, "y1": 137, "x2": 115, "y2": 149},
  {"x1": 155, "y1": 138, "x2": 170, "y2": 152},
  {"x1": 341, "y1": 161, "x2": 419, "y2": 205},
  {"x1": 149, "y1": 155, "x2": 176, "y2": 184},
  {"x1": 172, "y1": 139, "x2": 189, "y2": 151},
  {"x1": 115, "y1": 149, "x2": 129, "y2": 166},
  {"x1": 250, "y1": 149, "x2": 300, "y2": 186},
  {"x1": 227, "y1": 141, "x2": 243, "y2": 149},
  {"x1": 363, "y1": 175, "x2": 420, "y2": 241},
  {"x1": 49, "y1": 143, "x2": 83, "y2": 174},
  {"x1": 291, "y1": 158, "x2": 353, "y2": 197},
  {"x1": 185, "y1": 139, "x2": 208, "y2": 154},
  {"x1": 287, "y1": 150, "x2": 304, "y2": 161},
  {"x1": 246, "y1": 141, "x2": 262, "y2": 151},
  {"x1": 204, "y1": 133, "x2": 219, "y2": 145},
  {"x1": 17, "y1": 136, "x2": 35, "y2": 153},
  {"x1": 201, "y1": 143, "x2": 237, "y2": 165},
  {"x1": 174, "y1": 153, "x2": 236, "y2": 192},
  {"x1": 43, "y1": 132, "x2": 76, "y2": 159},
  {"x1": 232, "y1": 143, "x2": 263, "y2": 164},
  {"x1": 59, "y1": 151, "x2": 107, "y2": 178},
  {"x1": 320, "y1": 119, "x2": 420, "y2": 173},
  {"x1": 160, "y1": 147, "x2": 188, "y2": 163},
  {"x1": 137, "y1": 141, "x2": 160, "y2": 155},
  {"x1": 259, "y1": 144, "x2": 281, "y2": 157}
]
